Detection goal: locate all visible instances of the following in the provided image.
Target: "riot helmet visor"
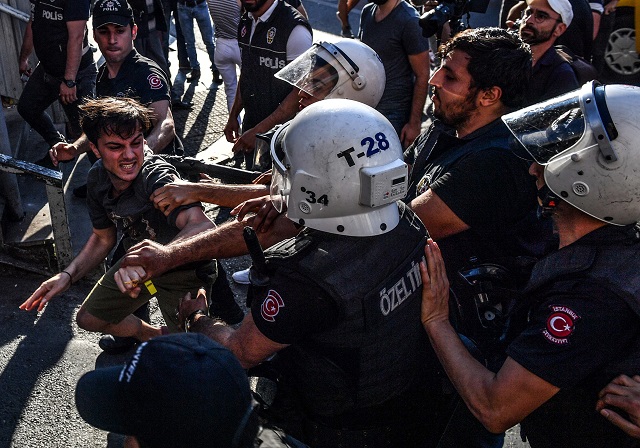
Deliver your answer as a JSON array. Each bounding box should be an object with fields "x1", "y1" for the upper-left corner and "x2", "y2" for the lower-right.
[
  {"x1": 275, "y1": 42, "x2": 355, "y2": 100},
  {"x1": 269, "y1": 124, "x2": 291, "y2": 213},
  {"x1": 503, "y1": 89, "x2": 585, "y2": 164}
]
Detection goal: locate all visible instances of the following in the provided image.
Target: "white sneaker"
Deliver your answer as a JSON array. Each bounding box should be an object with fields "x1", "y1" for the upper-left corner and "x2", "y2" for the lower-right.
[{"x1": 232, "y1": 268, "x2": 251, "y2": 285}]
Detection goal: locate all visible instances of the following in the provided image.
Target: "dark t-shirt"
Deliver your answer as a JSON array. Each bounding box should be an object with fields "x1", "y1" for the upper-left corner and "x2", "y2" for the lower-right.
[
  {"x1": 525, "y1": 47, "x2": 580, "y2": 106},
  {"x1": 87, "y1": 153, "x2": 198, "y2": 250},
  {"x1": 508, "y1": 284, "x2": 637, "y2": 390},
  {"x1": 505, "y1": 225, "x2": 640, "y2": 448},
  {"x1": 404, "y1": 119, "x2": 549, "y2": 277},
  {"x1": 358, "y1": 1, "x2": 429, "y2": 115},
  {"x1": 30, "y1": 0, "x2": 92, "y2": 76}
]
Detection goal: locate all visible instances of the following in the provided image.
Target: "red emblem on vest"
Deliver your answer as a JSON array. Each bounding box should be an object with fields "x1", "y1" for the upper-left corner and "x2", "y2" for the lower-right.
[
  {"x1": 241, "y1": 25, "x2": 247, "y2": 38},
  {"x1": 542, "y1": 305, "x2": 581, "y2": 345},
  {"x1": 147, "y1": 73, "x2": 163, "y2": 90},
  {"x1": 261, "y1": 290, "x2": 284, "y2": 322}
]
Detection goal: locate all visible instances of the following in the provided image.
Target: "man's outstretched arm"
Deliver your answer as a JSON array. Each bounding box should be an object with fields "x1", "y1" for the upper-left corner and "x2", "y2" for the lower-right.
[{"x1": 121, "y1": 212, "x2": 299, "y2": 279}]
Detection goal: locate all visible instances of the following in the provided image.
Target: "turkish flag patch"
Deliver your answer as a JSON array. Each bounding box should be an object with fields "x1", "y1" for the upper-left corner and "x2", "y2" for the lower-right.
[
  {"x1": 147, "y1": 73, "x2": 163, "y2": 90},
  {"x1": 261, "y1": 289, "x2": 284, "y2": 322},
  {"x1": 542, "y1": 305, "x2": 581, "y2": 345}
]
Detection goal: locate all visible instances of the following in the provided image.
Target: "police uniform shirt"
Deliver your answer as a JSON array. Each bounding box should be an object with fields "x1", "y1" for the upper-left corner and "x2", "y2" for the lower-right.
[
  {"x1": 506, "y1": 226, "x2": 640, "y2": 447},
  {"x1": 251, "y1": 269, "x2": 339, "y2": 344},
  {"x1": 96, "y1": 49, "x2": 170, "y2": 106},
  {"x1": 30, "y1": 0, "x2": 92, "y2": 77},
  {"x1": 96, "y1": 49, "x2": 177, "y2": 153}
]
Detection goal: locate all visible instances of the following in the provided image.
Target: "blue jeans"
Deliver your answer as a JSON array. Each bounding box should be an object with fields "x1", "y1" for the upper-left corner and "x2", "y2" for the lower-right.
[
  {"x1": 17, "y1": 61, "x2": 97, "y2": 147},
  {"x1": 176, "y1": 1, "x2": 217, "y2": 71}
]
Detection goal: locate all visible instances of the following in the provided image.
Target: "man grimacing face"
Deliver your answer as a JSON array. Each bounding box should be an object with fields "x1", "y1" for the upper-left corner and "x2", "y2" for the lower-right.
[{"x1": 91, "y1": 127, "x2": 145, "y2": 195}]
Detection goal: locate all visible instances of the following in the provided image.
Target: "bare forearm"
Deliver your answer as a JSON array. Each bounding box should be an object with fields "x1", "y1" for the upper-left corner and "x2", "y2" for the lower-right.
[
  {"x1": 190, "y1": 314, "x2": 236, "y2": 346},
  {"x1": 146, "y1": 117, "x2": 174, "y2": 153},
  {"x1": 229, "y1": 84, "x2": 244, "y2": 119},
  {"x1": 19, "y1": 22, "x2": 34, "y2": 62},
  {"x1": 64, "y1": 231, "x2": 116, "y2": 281},
  {"x1": 424, "y1": 320, "x2": 510, "y2": 432},
  {"x1": 68, "y1": 134, "x2": 91, "y2": 155},
  {"x1": 410, "y1": 73, "x2": 429, "y2": 126},
  {"x1": 167, "y1": 215, "x2": 295, "y2": 264},
  {"x1": 167, "y1": 219, "x2": 258, "y2": 263},
  {"x1": 195, "y1": 183, "x2": 268, "y2": 208},
  {"x1": 65, "y1": 23, "x2": 85, "y2": 81},
  {"x1": 592, "y1": 12, "x2": 601, "y2": 40},
  {"x1": 252, "y1": 89, "x2": 299, "y2": 133},
  {"x1": 172, "y1": 219, "x2": 215, "y2": 243}
]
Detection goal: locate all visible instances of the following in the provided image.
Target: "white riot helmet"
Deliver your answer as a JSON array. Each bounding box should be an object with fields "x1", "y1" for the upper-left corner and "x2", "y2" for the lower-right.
[
  {"x1": 275, "y1": 39, "x2": 386, "y2": 108},
  {"x1": 269, "y1": 99, "x2": 408, "y2": 236},
  {"x1": 503, "y1": 82, "x2": 640, "y2": 225}
]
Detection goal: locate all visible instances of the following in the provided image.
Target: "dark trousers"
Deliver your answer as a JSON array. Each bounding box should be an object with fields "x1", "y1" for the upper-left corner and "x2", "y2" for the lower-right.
[{"x1": 17, "y1": 62, "x2": 96, "y2": 148}]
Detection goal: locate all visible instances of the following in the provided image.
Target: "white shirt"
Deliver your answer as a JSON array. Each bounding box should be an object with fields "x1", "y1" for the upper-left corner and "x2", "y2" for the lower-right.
[{"x1": 249, "y1": 0, "x2": 312, "y2": 60}]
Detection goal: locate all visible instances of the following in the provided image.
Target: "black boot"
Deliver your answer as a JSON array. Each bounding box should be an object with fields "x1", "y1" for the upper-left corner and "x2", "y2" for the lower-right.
[{"x1": 209, "y1": 261, "x2": 245, "y2": 325}]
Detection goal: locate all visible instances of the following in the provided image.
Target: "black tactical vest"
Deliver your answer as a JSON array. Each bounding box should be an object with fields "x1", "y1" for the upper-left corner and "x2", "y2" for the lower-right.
[
  {"x1": 237, "y1": 0, "x2": 311, "y2": 130},
  {"x1": 523, "y1": 225, "x2": 640, "y2": 317},
  {"x1": 510, "y1": 225, "x2": 640, "y2": 448},
  {"x1": 263, "y1": 203, "x2": 428, "y2": 418}
]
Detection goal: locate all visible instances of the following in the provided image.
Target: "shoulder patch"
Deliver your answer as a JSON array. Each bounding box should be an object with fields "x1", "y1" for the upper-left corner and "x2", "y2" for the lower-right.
[
  {"x1": 542, "y1": 305, "x2": 581, "y2": 345},
  {"x1": 261, "y1": 289, "x2": 285, "y2": 322},
  {"x1": 147, "y1": 73, "x2": 163, "y2": 90}
]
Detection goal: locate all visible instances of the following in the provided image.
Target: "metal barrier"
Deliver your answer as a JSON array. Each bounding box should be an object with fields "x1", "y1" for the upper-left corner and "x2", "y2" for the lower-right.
[
  {"x1": 164, "y1": 155, "x2": 261, "y2": 184},
  {"x1": 0, "y1": 154, "x2": 72, "y2": 271}
]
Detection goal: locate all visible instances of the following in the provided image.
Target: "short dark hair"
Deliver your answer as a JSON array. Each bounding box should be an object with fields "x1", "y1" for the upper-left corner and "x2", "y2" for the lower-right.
[
  {"x1": 80, "y1": 97, "x2": 152, "y2": 146},
  {"x1": 438, "y1": 27, "x2": 532, "y2": 109}
]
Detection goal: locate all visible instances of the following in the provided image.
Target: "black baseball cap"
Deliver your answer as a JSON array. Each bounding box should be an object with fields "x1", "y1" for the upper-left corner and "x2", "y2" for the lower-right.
[
  {"x1": 75, "y1": 333, "x2": 257, "y2": 448},
  {"x1": 92, "y1": 0, "x2": 135, "y2": 28}
]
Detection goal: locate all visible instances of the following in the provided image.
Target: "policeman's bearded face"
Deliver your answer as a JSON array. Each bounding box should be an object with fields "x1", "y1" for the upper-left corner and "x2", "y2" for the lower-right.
[
  {"x1": 428, "y1": 50, "x2": 480, "y2": 130},
  {"x1": 242, "y1": 0, "x2": 270, "y2": 12}
]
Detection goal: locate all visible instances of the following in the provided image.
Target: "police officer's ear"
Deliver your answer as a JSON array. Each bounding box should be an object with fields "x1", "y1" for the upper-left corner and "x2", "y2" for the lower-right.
[
  {"x1": 477, "y1": 86, "x2": 503, "y2": 108},
  {"x1": 131, "y1": 24, "x2": 138, "y2": 41}
]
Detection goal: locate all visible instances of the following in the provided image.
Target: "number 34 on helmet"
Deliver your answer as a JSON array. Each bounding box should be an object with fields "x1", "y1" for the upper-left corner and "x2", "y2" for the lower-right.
[{"x1": 270, "y1": 99, "x2": 408, "y2": 237}]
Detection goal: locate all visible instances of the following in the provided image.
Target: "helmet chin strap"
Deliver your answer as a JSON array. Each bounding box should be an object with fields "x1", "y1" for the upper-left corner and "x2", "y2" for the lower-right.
[{"x1": 537, "y1": 184, "x2": 561, "y2": 219}]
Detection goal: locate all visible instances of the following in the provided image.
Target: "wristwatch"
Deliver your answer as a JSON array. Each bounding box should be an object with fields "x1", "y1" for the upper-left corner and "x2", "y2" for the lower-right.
[
  {"x1": 184, "y1": 309, "x2": 207, "y2": 333},
  {"x1": 63, "y1": 79, "x2": 77, "y2": 88}
]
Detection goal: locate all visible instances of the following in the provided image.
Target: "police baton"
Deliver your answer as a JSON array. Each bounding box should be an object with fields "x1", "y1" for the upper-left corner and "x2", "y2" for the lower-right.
[{"x1": 243, "y1": 226, "x2": 270, "y2": 287}]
